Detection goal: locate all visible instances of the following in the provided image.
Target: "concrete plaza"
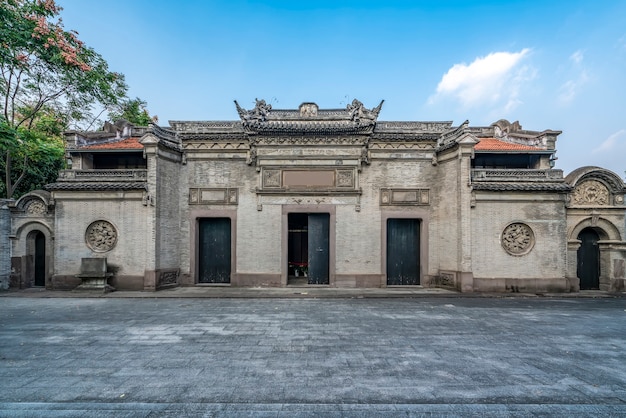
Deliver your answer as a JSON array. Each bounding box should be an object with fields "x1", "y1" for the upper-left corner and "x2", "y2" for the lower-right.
[{"x1": 1, "y1": 295, "x2": 625, "y2": 416}]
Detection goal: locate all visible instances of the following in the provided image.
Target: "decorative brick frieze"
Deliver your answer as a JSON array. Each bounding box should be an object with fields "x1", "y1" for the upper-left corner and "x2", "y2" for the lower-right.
[
  {"x1": 380, "y1": 188, "x2": 430, "y2": 206},
  {"x1": 189, "y1": 188, "x2": 238, "y2": 205}
]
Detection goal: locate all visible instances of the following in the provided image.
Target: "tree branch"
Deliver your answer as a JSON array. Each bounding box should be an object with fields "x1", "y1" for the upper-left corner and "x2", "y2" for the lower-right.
[{"x1": 9, "y1": 154, "x2": 29, "y2": 197}]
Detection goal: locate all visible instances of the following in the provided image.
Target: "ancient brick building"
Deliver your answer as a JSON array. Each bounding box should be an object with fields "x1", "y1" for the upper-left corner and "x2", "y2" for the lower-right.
[{"x1": 4, "y1": 100, "x2": 626, "y2": 292}]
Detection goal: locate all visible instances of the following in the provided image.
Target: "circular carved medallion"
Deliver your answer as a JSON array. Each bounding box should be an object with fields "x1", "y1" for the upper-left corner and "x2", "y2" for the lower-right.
[
  {"x1": 85, "y1": 220, "x2": 118, "y2": 252},
  {"x1": 26, "y1": 200, "x2": 46, "y2": 214},
  {"x1": 501, "y1": 222, "x2": 535, "y2": 256}
]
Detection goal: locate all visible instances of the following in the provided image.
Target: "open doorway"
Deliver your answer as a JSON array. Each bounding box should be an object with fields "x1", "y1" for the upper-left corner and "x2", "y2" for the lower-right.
[
  {"x1": 34, "y1": 231, "x2": 45, "y2": 287},
  {"x1": 287, "y1": 213, "x2": 329, "y2": 285},
  {"x1": 577, "y1": 227, "x2": 600, "y2": 290}
]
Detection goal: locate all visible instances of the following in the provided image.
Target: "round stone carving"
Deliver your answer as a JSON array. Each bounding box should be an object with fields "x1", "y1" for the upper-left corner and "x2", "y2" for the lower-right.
[
  {"x1": 85, "y1": 220, "x2": 118, "y2": 252},
  {"x1": 501, "y1": 222, "x2": 535, "y2": 256},
  {"x1": 26, "y1": 200, "x2": 46, "y2": 214}
]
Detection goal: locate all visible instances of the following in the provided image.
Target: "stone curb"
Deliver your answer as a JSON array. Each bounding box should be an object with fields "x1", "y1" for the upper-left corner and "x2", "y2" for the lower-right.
[{"x1": 0, "y1": 287, "x2": 623, "y2": 299}]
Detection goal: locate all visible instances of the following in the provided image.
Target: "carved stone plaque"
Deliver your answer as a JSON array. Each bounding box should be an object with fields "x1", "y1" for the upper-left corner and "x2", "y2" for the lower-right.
[
  {"x1": 26, "y1": 200, "x2": 46, "y2": 214},
  {"x1": 380, "y1": 188, "x2": 430, "y2": 206},
  {"x1": 263, "y1": 169, "x2": 281, "y2": 188},
  {"x1": 501, "y1": 223, "x2": 534, "y2": 256},
  {"x1": 189, "y1": 188, "x2": 238, "y2": 205},
  {"x1": 572, "y1": 180, "x2": 609, "y2": 206},
  {"x1": 336, "y1": 170, "x2": 354, "y2": 187},
  {"x1": 299, "y1": 103, "x2": 318, "y2": 117},
  {"x1": 85, "y1": 220, "x2": 118, "y2": 252}
]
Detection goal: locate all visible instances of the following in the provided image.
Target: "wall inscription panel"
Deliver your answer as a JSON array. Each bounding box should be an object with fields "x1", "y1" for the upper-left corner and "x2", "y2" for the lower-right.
[
  {"x1": 380, "y1": 188, "x2": 430, "y2": 206},
  {"x1": 189, "y1": 188, "x2": 238, "y2": 205},
  {"x1": 257, "y1": 168, "x2": 358, "y2": 194}
]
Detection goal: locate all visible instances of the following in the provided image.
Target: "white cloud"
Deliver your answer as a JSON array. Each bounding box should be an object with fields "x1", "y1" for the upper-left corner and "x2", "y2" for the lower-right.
[
  {"x1": 593, "y1": 129, "x2": 626, "y2": 153},
  {"x1": 428, "y1": 49, "x2": 532, "y2": 112},
  {"x1": 558, "y1": 69, "x2": 589, "y2": 105},
  {"x1": 570, "y1": 50, "x2": 584, "y2": 64},
  {"x1": 558, "y1": 49, "x2": 590, "y2": 105}
]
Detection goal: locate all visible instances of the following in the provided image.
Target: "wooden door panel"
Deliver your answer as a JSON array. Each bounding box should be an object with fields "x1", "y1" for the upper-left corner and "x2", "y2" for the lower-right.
[{"x1": 198, "y1": 218, "x2": 231, "y2": 284}]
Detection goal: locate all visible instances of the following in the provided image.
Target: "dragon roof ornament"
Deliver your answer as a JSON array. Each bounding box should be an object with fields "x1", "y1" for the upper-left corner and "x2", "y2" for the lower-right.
[{"x1": 233, "y1": 98, "x2": 384, "y2": 135}]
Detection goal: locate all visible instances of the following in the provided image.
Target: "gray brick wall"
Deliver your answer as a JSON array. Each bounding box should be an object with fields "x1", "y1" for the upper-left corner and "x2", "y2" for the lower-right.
[
  {"x1": 155, "y1": 154, "x2": 181, "y2": 270},
  {"x1": 471, "y1": 195, "x2": 567, "y2": 279},
  {"x1": 53, "y1": 192, "x2": 149, "y2": 277},
  {"x1": 0, "y1": 199, "x2": 12, "y2": 290}
]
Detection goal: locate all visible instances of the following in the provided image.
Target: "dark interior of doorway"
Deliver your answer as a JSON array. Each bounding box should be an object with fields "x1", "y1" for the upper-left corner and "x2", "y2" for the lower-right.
[
  {"x1": 577, "y1": 227, "x2": 600, "y2": 290},
  {"x1": 288, "y1": 213, "x2": 308, "y2": 286},
  {"x1": 34, "y1": 231, "x2": 45, "y2": 287}
]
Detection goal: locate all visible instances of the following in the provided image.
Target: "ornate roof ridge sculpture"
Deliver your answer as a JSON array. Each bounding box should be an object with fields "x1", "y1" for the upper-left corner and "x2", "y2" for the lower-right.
[{"x1": 233, "y1": 98, "x2": 384, "y2": 135}]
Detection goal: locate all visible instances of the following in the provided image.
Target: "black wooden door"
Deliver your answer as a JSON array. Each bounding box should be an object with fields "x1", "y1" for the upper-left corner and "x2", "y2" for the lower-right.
[
  {"x1": 308, "y1": 213, "x2": 329, "y2": 285},
  {"x1": 198, "y1": 218, "x2": 231, "y2": 283},
  {"x1": 577, "y1": 228, "x2": 600, "y2": 290},
  {"x1": 387, "y1": 219, "x2": 420, "y2": 285},
  {"x1": 34, "y1": 231, "x2": 45, "y2": 287}
]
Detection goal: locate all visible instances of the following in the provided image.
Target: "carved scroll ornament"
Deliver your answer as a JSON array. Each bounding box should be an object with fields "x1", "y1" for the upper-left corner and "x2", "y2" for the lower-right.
[{"x1": 572, "y1": 180, "x2": 609, "y2": 206}]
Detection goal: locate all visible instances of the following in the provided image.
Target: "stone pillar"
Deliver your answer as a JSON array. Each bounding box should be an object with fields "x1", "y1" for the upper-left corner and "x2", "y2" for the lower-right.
[
  {"x1": 457, "y1": 136, "x2": 476, "y2": 292},
  {"x1": 140, "y1": 134, "x2": 158, "y2": 291},
  {"x1": 612, "y1": 258, "x2": 625, "y2": 292},
  {"x1": 0, "y1": 199, "x2": 13, "y2": 290},
  {"x1": 566, "y1": 240, "x2": 581, "y2": 292}
]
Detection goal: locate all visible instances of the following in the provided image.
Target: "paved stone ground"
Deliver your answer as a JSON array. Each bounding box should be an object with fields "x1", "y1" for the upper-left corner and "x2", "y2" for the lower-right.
[{"x1": 1, "y1": 297, "x2": 625, "y2": 417}]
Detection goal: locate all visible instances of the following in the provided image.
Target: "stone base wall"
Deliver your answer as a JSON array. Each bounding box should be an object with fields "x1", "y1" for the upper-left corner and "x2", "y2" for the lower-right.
[
  {"x1": 335, "y1": 274, "x2": 383, "y2": 288},
  {"x1": 50, "y1": 275, "x2": 81, "y2": 289},
  {"x1": 473, "y1": 277, "x2": 570, "y2": 293},
  {"x1": 0, "y1": 200, "x2": 11, "y2": 290},
  {"x1": 51, "y1": 274, "x2": 144, "y2": 291},
  {"x1": 232, "y1": 273, "x2": 282, "y2": 287}
]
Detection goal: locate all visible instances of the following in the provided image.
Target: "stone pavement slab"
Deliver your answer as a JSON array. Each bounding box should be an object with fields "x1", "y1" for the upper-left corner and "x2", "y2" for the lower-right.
[{"x1": 1, "y1": 297, "x2": 625, "y2": 416}]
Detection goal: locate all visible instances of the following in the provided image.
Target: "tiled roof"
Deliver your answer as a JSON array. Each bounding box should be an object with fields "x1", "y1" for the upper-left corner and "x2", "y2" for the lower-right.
[
  {"x1": 474, "y1": 138, "x2": 540, "y2": 151},
  {"x1": 80, "y1": 137, "x2": 143, "y2": 150},
  {"x1": 472, "y1": 182, "x2": 572, "y2": 191},
  {"x1": 46, "y1": 182, "x2": 147, "y2": 191}
]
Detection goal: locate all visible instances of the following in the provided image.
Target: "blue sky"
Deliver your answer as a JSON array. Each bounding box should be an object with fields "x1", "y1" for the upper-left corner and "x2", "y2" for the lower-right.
[{"x1": 57, "y1": 0, "x2": 626, "y2": 177}]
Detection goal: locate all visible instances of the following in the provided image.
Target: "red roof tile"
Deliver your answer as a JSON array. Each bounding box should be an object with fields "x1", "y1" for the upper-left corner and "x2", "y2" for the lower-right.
[
  {"x1": 80, "y1": 137, "x2": 143, "y2": 150},
  {"x1": 474, "y1": 138, "x2": 540, "y2": 151}
]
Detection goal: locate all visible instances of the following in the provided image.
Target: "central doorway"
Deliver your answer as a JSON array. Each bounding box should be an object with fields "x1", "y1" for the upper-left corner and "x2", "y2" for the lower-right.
[
  {"x1": 198, "y1": 218, "x2": 231, "y2": 284},
  {"x1": 287, "y1": 213, "x2": 329, "y2": 285},
  {"x1": 577, "y1": 227, "x2": 600, "y2": 290},
  {"x1": 386, "y1": 218, "x2": 420, "y2": 285}
]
